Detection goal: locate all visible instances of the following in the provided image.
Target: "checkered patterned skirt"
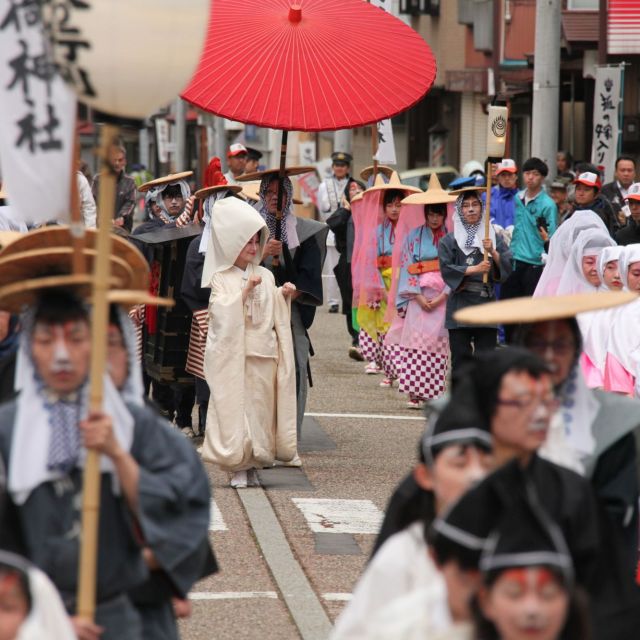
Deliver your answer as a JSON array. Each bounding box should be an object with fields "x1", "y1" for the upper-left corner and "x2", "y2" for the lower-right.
[{"x1": 398, "y1": 344, "x2": 449, "y2": 400}]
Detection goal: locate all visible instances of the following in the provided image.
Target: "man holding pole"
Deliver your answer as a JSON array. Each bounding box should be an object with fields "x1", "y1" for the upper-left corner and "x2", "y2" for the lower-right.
[{"x1": 0, "y1": 280, "x2": 211, "y2": 639}]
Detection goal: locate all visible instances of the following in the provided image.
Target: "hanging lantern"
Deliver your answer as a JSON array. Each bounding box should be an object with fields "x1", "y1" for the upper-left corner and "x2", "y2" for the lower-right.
[
  {"x1": 44, "y1": 0, "x2": 210, "y2": 119},
  {"x1": 486, "y1": 104, "x2": 509, "y2": 161}
]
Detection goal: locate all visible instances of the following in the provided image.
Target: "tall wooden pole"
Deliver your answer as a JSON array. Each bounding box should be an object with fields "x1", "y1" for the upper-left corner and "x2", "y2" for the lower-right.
[
  {"x1": 371, "y1": 124, "x2": 379, "y2": 180},
  {"x1": 76, "y1": 122, "x2": 118, "y2": 620},
  {"x1": 483, "y1": 159, "x2": 493, "y2": 285}
]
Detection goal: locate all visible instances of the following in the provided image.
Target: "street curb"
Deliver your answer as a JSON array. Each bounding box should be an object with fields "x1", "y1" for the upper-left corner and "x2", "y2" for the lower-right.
[{"x1": 237, "y1": 488, "x2": 333, "y2": 640}]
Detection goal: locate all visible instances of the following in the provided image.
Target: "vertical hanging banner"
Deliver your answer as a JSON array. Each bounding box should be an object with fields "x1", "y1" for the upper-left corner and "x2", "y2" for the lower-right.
[
  {"x1": 374, "y1": 119, "x2": 397, "y2": 165},
  {"x1": 0, "y1": 0, "x2": 76, "y2": 225},
  {"x1": 591, "y1": 65, "x2": 623, "y2": 183}
]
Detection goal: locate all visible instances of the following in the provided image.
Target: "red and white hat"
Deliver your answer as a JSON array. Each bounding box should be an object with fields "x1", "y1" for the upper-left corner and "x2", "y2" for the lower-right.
[
  {"x1": 495, "y1": 159, "x2": 517, "y2": 175},
  {"x1": 573, "y1": 172, "x2": 601, "y2": 189},
  {"x1": 227, "y1": 143, "x2": 248, "y2": 157},
  {"x1": 626, "y1": 182, "x2": 640, "y2": 202}
]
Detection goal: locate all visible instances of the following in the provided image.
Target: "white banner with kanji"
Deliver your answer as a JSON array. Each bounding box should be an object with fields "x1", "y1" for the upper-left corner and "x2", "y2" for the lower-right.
[
  {"x1": 591, "y1": 65, "x2": 623, "y2": 183},
  {"x1": 0, "y1": 0, "x2": 76, "y2": 225},
  {"x1": 374, "y1": 119, "x2": 397, "y2": 165}
]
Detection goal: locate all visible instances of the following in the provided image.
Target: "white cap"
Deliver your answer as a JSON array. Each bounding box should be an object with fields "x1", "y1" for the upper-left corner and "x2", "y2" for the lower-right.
[
  {"x1": 574, "y1": 172, "x2": 601, "y2": 188},
  {"x1": 626, "y1": 182, "x2": 640, "y2": 201},
  {"x1": 227, "y1": 143, "x2": 248, "y2": 157},
  {"x1": 495, "y1": 159, "x2": 517, "y2": 175}
]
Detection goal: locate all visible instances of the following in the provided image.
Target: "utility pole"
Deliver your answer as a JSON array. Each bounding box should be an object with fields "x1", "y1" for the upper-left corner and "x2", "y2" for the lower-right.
[{"x1": 530, "y1": 0, "x2": 561, "y2": 170}]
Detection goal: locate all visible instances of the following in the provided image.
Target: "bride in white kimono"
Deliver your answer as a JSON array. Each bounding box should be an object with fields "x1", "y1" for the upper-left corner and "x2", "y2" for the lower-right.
[{"x1": 201, "y1": 197, "x2": 298, "y2": 488}]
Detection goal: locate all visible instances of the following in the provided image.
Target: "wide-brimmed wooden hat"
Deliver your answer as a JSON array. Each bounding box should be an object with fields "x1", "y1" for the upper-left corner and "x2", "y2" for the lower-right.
[
  {"x1": 240, "y1": 181, "x2": 303, "y2": 204},
  {"x1": 454, "y1": 291, "x2": 637, "y2": 325},
  {"x1": 0, "y1": 226, "x2": 172, "y2": 312},
  {"x1": 235, "y1": 166, "x2": 316, "y2": 182},
  {"x1": 138, "y1": 171, "x2": 193, "y2": 193},
  {"x1": 402, "y1": 173, "x2": 458, "y2": 205},
  {"x1": 194, "y1": 183, "x2": 242, "y2": 199},
  {"x1": 0, "y1": 231, "x2": 23, "y2": 250}
]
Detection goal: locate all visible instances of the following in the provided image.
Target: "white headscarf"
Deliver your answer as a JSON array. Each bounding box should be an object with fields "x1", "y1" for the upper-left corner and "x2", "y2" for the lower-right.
[
  {"x1": 556, "y1": 228, "x2": 616, "y2": 295},
  {"x1": 198, "y1": 190, "x2": 231, "y2": 255},
  {"x1": 596, "y1": 245, "x2": 625, "y2": 290},
  {"x1": 113, "y1": 306, "x2": 144, "y2": 407},
  {"x1": 157, "y1": 180, "x2": 191, "y2": 217},
  {"x1": 453, "y1": 191, "x2": 495, "y2": 256},
  {"x1": 201, "y1": 197, "x2": 269, "y2": 288},
  {"x1": 534, "y1": 211, "x2": 608, "y2": 297},
  {"x1": 0, "y1": 551, "x2": 76, "y2": 640},
  {"x1": 606, "y1": 244, "x2": 640, "y2": 379}
]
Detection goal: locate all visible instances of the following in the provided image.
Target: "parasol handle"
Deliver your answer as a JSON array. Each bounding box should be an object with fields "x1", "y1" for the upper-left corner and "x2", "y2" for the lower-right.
[
  {"x1": 371, "y1": 124, "x2": 378, "y2": 180},
  {"x1": 482, "y1": 159, "x2": 492, "y2": 284},
  {"x1": 76, "y1": 123, "x2": 118, "y2": 621},
  {"x1": 273, "y1": 130, "x2": 289, "y2": 267}
]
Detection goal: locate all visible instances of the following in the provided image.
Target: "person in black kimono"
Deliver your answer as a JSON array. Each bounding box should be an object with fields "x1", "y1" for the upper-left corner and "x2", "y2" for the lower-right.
[
  {"x1": 251, "y1": 171, "x2": 328, "y2": 437},
  {"x1": 326, "y1": 178, "x2": 366, "y2": 359},
  {"x1": 0, "y1": 289, "x2": 211, "y2": 640},
  {"x1": 107, "y1": 306, "x2": 216, "y2": 640},
  {"x1": 438, "y1": 189, "x2": 512, "y2": 377}
]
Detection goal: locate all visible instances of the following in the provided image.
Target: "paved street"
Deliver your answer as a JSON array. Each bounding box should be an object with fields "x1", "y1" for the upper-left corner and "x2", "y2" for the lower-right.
[{"x1": 181, "y1": 307, "x2": 426, "y2": 639}]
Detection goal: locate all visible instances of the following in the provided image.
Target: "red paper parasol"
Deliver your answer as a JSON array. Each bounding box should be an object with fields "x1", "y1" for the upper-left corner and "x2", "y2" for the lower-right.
[{"x1": 182, "y1": 0, "x2": 437, "y2": 132}]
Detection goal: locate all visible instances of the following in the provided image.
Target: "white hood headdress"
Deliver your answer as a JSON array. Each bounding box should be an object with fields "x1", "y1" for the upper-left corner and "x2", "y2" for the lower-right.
[{"x1": 201, "y1": 197, "x2": 269, "y2": 288}]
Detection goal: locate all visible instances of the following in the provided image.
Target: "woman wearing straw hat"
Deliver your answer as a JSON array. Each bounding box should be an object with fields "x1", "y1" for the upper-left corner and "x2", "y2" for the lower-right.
[
  {"x1": 438, "y1": 188, "x2": 512, "y2": 377},
  {"x1": 353, "y1": 173, "x2": 419, "y2": 386},
  {"x1": 391, "y1": 175, "x2": 457, "y2": 408}
]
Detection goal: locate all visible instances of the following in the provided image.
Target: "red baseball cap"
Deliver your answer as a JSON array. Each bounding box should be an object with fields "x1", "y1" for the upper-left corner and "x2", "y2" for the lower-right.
[
  {"x1": 573, "y1": 172, "x2": 601, "y2": 189},
  {"x1": 227, "y1": 143, "x2": 248, "y2": 157}
]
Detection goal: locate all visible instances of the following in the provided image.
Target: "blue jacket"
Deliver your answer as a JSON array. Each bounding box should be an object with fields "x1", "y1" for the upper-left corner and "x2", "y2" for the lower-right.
[{"x1": 489, "y1": 185, "x2": 518, "y2": 228}]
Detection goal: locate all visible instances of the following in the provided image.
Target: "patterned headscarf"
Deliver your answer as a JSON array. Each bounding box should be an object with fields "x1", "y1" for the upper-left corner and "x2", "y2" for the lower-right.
[
  {"x1": 258, "y1": 176, "x2": 294, "y2": 245},
  {"x1": 144, "y1": 186, "x2": 170, "y2": 223},
  {"x1": 157, "y1": 180, "x2": 191, "y2": 217},
  {"x1": 455, "y1": 192, "x2": 482, "y2": 249}
]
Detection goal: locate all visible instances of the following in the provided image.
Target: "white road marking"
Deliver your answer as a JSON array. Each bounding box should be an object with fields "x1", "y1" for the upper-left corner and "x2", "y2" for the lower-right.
[
  {"x1": 292, "y1": 498, "x2": 384, "y2": 535},
  {"x1": 305, "y1": 411, "x2": 423, "y2": 421},
  {"x1": 189, "y1": 591, "x2": 278, "y2": 600},
  {"x1": 322, "y1": 593, "x2": 352, "y2": 602},
  {"x1": 209, "y1": 500, "x2": 228, "y2": 532}
]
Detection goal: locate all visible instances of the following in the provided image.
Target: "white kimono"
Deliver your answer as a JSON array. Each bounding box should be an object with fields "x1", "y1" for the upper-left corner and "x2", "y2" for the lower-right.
[
  {"x1": 200, "y1": 197, "x2": 298, "y2": 472},
  {"x1": 331, "y1": 522, "x2": 451, "y2": 639}
]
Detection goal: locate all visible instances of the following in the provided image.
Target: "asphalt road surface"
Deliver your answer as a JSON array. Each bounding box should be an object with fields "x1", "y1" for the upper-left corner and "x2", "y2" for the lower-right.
[{"x1": 180, "y1": 306, "x2": 427, "y2": 639}]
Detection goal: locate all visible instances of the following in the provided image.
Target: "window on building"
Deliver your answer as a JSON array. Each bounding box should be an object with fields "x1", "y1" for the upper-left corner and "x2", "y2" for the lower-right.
[{"x1": 567, "y1": 0, "x2": 598, "y2": 9}]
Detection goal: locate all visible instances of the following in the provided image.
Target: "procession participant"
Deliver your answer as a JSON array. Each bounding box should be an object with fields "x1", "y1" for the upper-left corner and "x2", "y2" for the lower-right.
[
  {"x1": 500, "y1": 158, "x2": 556, "y2": 306},
  {"x1": 0, "y1": 287, "x2": 211, "y2": 639},
  {"x1": 393, "y1": 175, "x2": 456, "y2": 408},
  {"x1": 605, "y1": 244, "x2": 640, "y2": 396},
  {"x1": 555, "y1": 228, "x2": 616, "y2": 295},
  {"x1": 0, "y1": 311, "x2": 19, "y2": 403},
  {"x1": 576, "y1": 245, "x2": 625, "y2": 389},
  {"x1": 615, "y1": 181, "x2": 640, "y2": 246},
  {"x1": 223, "y1": 144, "x2": 248, "y2": 185},
  {"x1": 91, "y1": 140, "x2": 136, "y2": 233},
  {"x1": 239, "y1": 167, "x2": 327, "y2": 437},
  {"x1": 354, "y1": 174, "x2": 420, "y2": 385},
  {"x1": 438, "y1": 188, "x2": 512, "y2": 377},
  {"x1": 106, "y1": 307, "x2": 216, "y2": 640},
  {"x1": 489, "y1": 159, "x2": 518, "y2": 230},
  {"x1": 200, "y1": 197, "x2": 298, "y2": 488},
  {"x1": 318, "y1": 152, "x2": 353, "y2": 313},
  {"x1": 474, "y1": 492, "x2": 590, "y2": 640},
  {"x1": 332, "y1": 377, "x2": 492, "y2": 639},
  {"x1": 181, "y1": 159, "x2": 243, "y2": 435},
  {"x1": 326, "y1": 178, "x2": 366, "y2": 359},
  {"x1": 0, "y1": 550, "x2": 77, "y2": 640},
  {"x1": 132, "y1": 171, "x2": 196, "y2": 434},
  {"x1": 534, "y1": 210, "x2": 608, "y2": 297},
  {"x1": 567, "y1": 172, "x2": 619, "y2": 236},
  {"x1": 244, "y1": 147, "x2": 263, "y2": 174}
]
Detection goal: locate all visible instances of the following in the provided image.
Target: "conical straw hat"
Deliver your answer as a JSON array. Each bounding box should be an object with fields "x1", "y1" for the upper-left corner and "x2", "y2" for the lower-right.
[
  {"x1": 363, "y1": 171, "x2": 420, "y2": 195},
  {"x1": 138, "y1": 171, "x2": 193, "y2": 193},
  {"x1": 402, "y1": 173, "x2": 458, "y2": 205},
  {"x1": 454, "y1": 291, "x2": 637, "y2": 325},
  {"x1": 360, "y1": 165, "x2": 394, "y2": 182}
]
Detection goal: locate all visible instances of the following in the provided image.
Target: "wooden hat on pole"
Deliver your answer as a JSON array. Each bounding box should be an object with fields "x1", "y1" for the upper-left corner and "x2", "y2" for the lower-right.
[
  {"x1": 360, "y1": 165, "x2": 394, "y2": 182},
  {"x1": 138, "y1": 171, "x2": 194, "y2": 193},
  {"x1": 453, "y1": 291, "x2": 637, "y2": 326},
  {"x1": 362, "y1": 171, "x2": 420, "y2": 195},
  {"x1": 0, "y1": 226, "x2": 173, "y2": 312},
  {"x1": 235, "y1": 166, "x2": 316, "y2": 182}
]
